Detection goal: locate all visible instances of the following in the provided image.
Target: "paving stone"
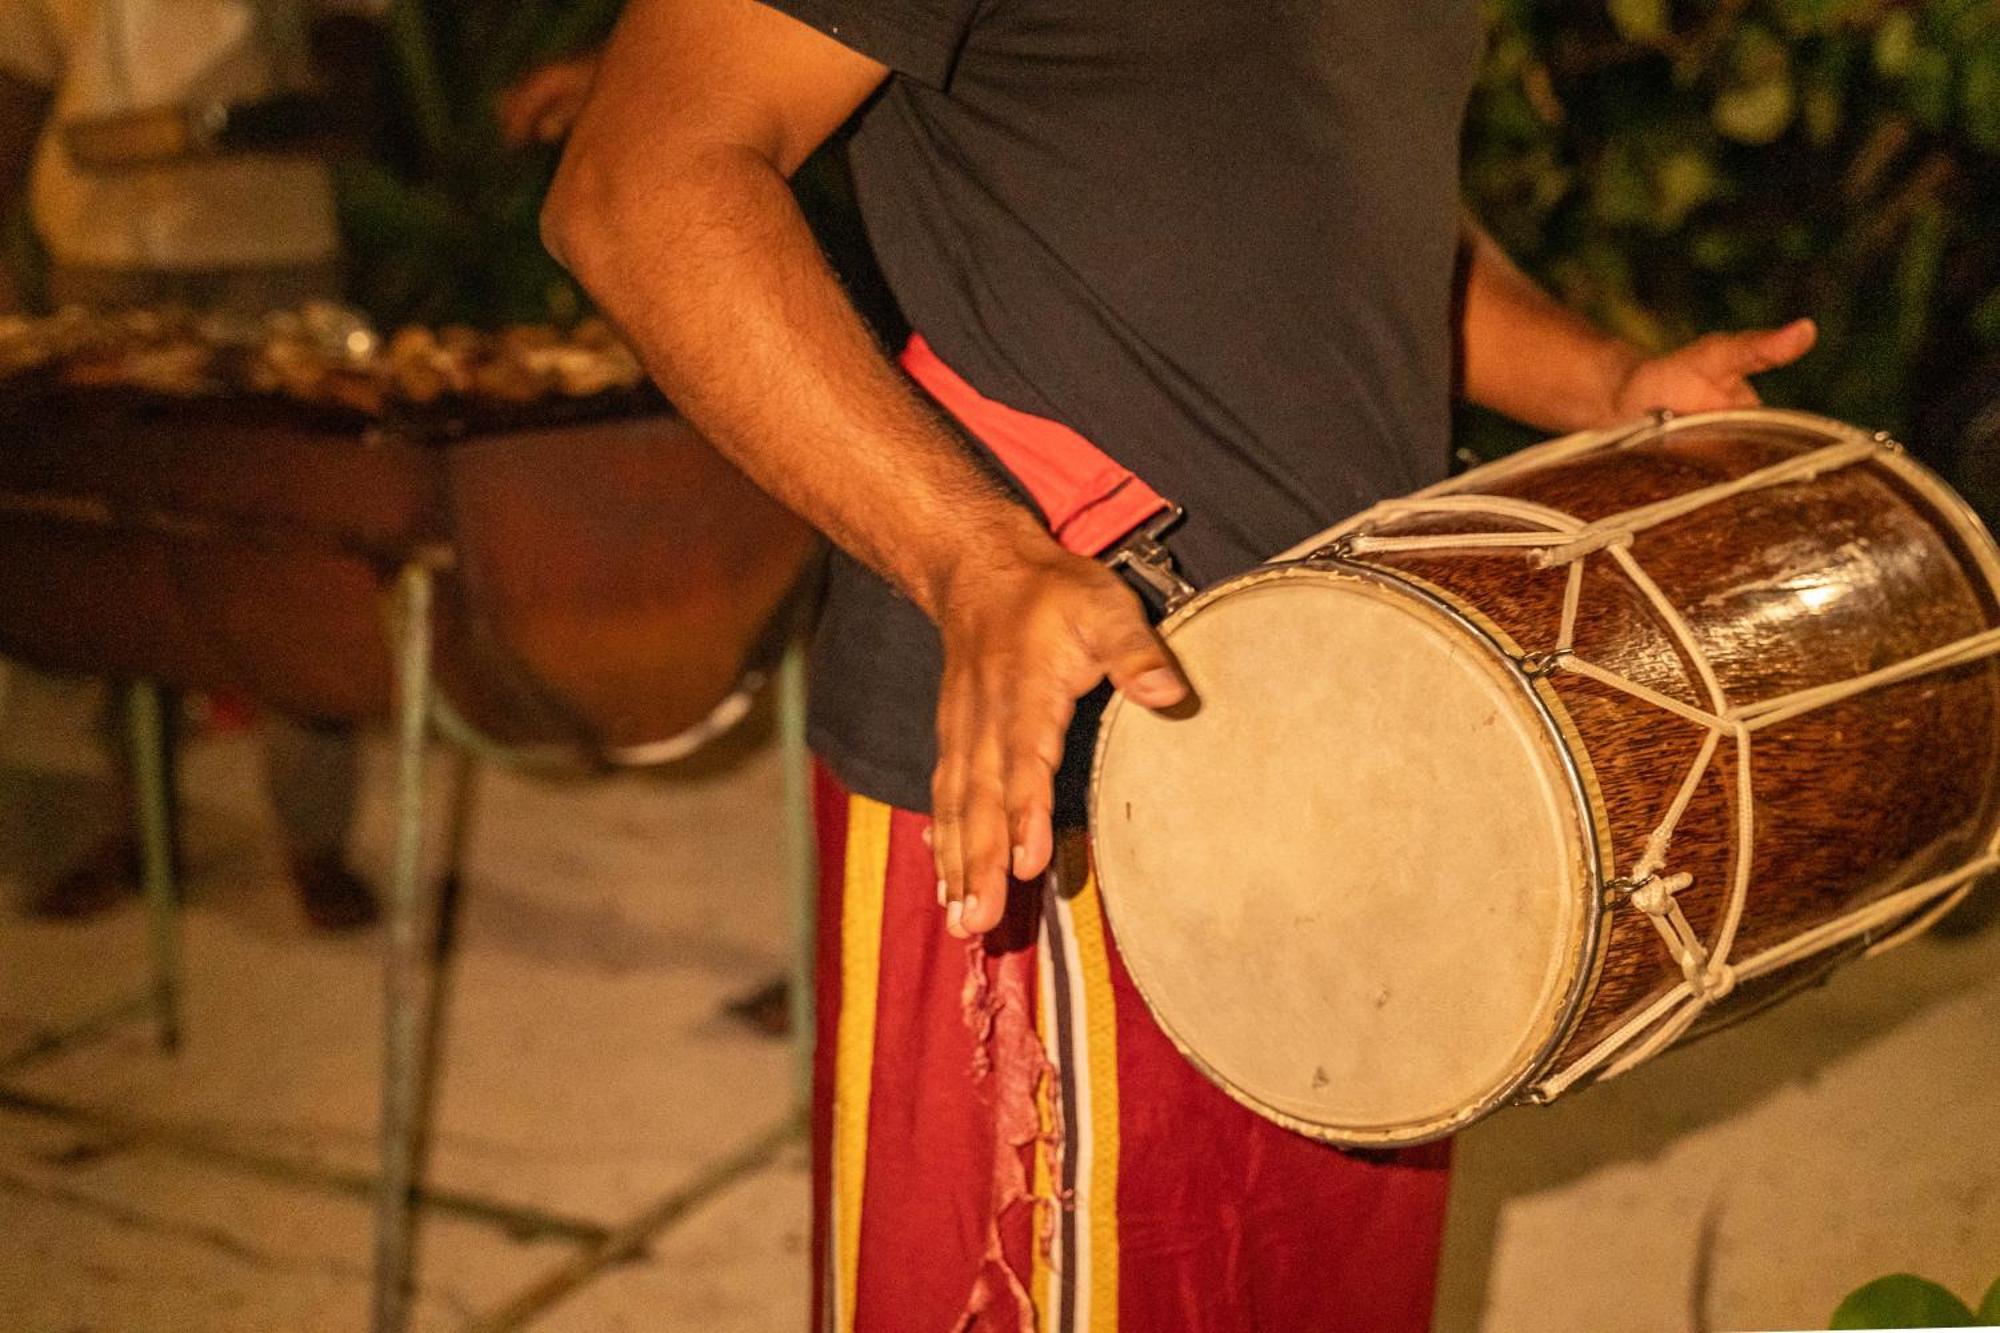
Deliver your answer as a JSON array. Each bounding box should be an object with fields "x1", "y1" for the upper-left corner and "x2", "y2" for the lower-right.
[
  {"x1": 0, "y1": 673, "x2": 802, "y2": 1329},
  {"x1": 1436, "y1": 913, "x2": 2000, "y2": 1333},
  {"x1": 5, "y1": 668, "x2": 1999, "y2": 1333},
  {"x1": 525, "y1": 1145, "x2": 811, "y2": 1333}
]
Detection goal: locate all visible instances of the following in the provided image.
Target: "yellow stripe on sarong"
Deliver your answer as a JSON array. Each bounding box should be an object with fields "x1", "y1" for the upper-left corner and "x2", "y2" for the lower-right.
[
  {"x1": 833, "y1": 793, "x2": 892, "y2": 1332},
  {"x1": 1066, "y1": 845, "x2": 1121, "y2": 1330},
  {"x1": 1032, "y1": 942, "x2": 1055, "y2": 1330}
]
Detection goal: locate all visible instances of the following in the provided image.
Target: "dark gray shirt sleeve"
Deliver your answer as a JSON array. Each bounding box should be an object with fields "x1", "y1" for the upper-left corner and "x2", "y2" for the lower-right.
[{"x1": 751, "y1": 0, "x2": 979, "y2": 89}]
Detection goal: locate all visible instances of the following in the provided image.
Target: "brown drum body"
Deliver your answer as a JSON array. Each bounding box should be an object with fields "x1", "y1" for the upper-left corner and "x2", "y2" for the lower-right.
[
  {"x1": 0, "y1": 390, "x2": 817, "y2": 763},
  {"x1": 1090, "y1": 409, "x2": 2000, "y2": 1146}
]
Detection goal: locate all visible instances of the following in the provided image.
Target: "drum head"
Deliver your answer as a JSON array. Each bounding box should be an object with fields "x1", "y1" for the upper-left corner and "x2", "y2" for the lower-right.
[{"x1": 1089, "y1": 564, "x2": 1600, "y2": 1146}]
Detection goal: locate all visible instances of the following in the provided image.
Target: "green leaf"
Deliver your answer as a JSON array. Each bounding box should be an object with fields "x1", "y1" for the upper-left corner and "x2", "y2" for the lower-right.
[
  {"x1": 1803, "y1": 83, "x2": 1843, "y2": 145},
  {"x1": 1607, "y1": 0, "x2": 1668, "y2": 43},
  {"x1": 1875, "y1": 10, "x2": 1918, "y2": 77},
  {"x1": 1977, "y1": 1274, "x2": 2000, "y2": 1324},
  {"x1": 1829, "y1": 1274, "x2": 1977, "y2": 1329},
  {"x1": 1589, "y1": 143, "x2": 1656, "y2": 225},
  {"x1": 1714, "y1": 77, "x2": 1797, "y2": 143},
  {"x1": 1906, "y1": 46, "x2": 1956, "y2": 129},
  {"x1": 1893, "y1": 205, "x2": 1948, "y2": 362},
  {"x1": 1653, "y1": 149, "x2": 1722, "y2": 227},
  {"x1": 1715, "y1": 27, "x2": 1797, "y2": 144},
  {"x1": 1690, "y1": 228, "x2": 1747, "y2": 272},
  {"x1": 1961, "y1": 44, "x2": 2000, "y2": 148},
  {"x1": 1973, "y1": 288, "x2": 2000, "y2": 346}
]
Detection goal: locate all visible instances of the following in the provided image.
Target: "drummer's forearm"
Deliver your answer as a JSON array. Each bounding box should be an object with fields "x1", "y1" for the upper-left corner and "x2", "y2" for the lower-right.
[
  {"x1": 541, "y1": 21, "x2": 1048, "y2": 620},
  {"x1": 1456, "y1": 218, "x2": 1646, "y2": 434}
]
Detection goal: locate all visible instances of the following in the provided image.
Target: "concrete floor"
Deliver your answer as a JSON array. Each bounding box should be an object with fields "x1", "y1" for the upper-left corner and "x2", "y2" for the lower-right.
[{"x1": 0, "y1": 667, "x2": 1995, "y2": 1332}]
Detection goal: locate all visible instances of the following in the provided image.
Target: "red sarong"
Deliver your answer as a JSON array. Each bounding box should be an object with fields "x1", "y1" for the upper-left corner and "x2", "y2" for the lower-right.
[
  {"x1": 809, "y1": 768, "x2": 1453, "y2": 1333},
  {"x1": 809, "y1": 341, "x2": 1453, "y2": 1331}
]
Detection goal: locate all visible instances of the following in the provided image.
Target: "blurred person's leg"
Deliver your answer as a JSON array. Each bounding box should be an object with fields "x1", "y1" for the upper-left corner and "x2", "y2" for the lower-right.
[
  {"x1": 44, "y1": 258, "x2": 367, "y2": 932},
  {"x1": 27, "y1": 679, "x2": 179, "y2": 919},
  {"x1": 261, "y1": 715, "x2": 378, "y2": 932}
]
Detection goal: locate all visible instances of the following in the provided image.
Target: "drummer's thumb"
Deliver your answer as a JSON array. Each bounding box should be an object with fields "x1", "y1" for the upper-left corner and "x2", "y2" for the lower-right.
[{"x1": 1090, "y1": 617, "x2": 1188, "y2": 710}]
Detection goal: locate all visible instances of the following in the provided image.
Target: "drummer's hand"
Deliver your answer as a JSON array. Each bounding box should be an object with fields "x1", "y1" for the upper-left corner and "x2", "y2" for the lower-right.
[
  {"x1": 931, "y1": 542, "x2": 1187, "y2": 938},
  {"x1": 498, "y1": 54, "x2": 602, "y2": 146},
  {"x1": 1608, "y1": 317, "x2": 1817, "y2": 420}
]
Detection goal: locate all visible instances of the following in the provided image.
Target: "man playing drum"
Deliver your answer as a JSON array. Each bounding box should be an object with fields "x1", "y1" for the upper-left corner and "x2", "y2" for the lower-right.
[{"x1": 542, "y1": 2, "x2": 1814, "y2": 1326}]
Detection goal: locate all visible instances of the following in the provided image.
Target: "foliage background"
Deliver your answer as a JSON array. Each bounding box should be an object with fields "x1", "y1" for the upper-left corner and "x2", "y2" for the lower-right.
[
  {"x1": 323, "y1": 0, "x2": 896, "y2": 334},
  {"x1": 1459, "y1": 0, "x2": 2000, "y2": 487},
  {"x1": 328, "y1": 0, "x2": 621, "y2": 328},
  {"x1": 5, "y1": 0, "x2": 1995, "y2": 485}
]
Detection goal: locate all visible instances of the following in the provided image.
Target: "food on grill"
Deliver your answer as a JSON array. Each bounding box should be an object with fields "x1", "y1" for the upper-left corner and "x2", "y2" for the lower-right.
[
  {"x1": 0, "y1": 306, "x2": 225, "y2": 393},
  {"x1": 0, "y1": 302, "x2": 649, "y2": 414}
]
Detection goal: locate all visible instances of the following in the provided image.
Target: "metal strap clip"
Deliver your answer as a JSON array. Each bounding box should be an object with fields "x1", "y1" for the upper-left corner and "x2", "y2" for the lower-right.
[
  {"x1": 1308, "y1": 532, "x2": 1360, "y2": 562},
  {"x1": 1102, "y1": 504, "x2": 1198, "y2": 613},
  {"x1": 1517, "y1": 647, "x2": 1571, "y2": 679}
]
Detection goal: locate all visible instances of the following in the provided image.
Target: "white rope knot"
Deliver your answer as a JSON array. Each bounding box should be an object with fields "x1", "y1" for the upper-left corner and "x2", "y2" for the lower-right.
[
  {"x1": 1696, "y1": 962, "x2": 1737, "y2": 1001},
  {"x1": 1531, "y1": 528, "x2": 1633, "y2": 569},
  {"x1": 1627, "y1": 872, "x2": 1694, "y2": 916}
]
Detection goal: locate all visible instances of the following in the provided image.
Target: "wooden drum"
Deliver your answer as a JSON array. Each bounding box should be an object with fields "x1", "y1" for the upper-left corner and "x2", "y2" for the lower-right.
[{"x1": 1089, "y1": 409, "x2": 2000, "y2": 1147}]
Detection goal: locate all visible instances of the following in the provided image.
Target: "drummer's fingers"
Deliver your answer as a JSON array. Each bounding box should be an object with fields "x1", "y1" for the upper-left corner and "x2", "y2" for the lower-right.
[
  {"x1": 1705, "y1": 318, "x2": 1817, "y2": 377},
  {"x1": 956, "y1": 719, "x2": 1014, "y2": 937},
  {"x1": 1001, "y1": 689, "x2": 1069, "y2": 883},
  {"x1": 1076, "y1": 591, "x2": 1187, "y2": 710},
  {"x1": 931, "y1": 672, "x2": 974, "y2": 935}
]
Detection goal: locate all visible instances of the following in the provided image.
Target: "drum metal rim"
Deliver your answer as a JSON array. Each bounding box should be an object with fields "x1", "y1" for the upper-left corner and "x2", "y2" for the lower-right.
[{"x1": 1088, "y1": 558, "x2": 1612, "y2": 1147}]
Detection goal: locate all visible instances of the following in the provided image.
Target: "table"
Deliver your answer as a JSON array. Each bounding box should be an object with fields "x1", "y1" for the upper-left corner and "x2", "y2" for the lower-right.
[{"x1": 0, "y1": 384, "x2": 819, "y2": 1329}]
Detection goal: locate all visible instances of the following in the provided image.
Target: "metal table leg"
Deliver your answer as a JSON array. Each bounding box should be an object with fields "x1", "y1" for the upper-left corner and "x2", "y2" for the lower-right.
[
  {"x1": 778, "y1": 639, "x2": 816, "y2": 1113},
  {"x1": 126, "y1": 679, "x2": 181, "y2": 1052},
  {"x1": 373, "y1": 560, "x2": 437, "y2": 1333}
]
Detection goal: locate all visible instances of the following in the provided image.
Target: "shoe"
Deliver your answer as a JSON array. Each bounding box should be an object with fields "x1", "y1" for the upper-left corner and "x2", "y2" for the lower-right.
[
  {"x1": 26, "y1": 838, "x2": 142, "y2": 920},
  {"x1": 289, "y1": 852, "x2": 380, "y2": 932},
  {"x1": 723, "y1": 975, "x2": 792, "y2": 1038}
]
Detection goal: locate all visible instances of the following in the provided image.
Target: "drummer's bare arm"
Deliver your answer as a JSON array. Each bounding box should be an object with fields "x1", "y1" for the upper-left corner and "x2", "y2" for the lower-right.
[
  {"x1": 542, "y1": 0, "x2": 1186, "y2": 939},
  {"x1": 1456, "y1": 217, "x2": 1816, "y2": 433}
]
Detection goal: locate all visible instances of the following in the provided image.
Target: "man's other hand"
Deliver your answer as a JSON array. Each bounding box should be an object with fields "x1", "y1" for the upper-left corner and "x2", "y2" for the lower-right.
[
  {"x1": 499, "y1": 54, "x2": 601, "y2": 147},
  {"x1": 1609, "y1": 317, "x2": 1818, "y2": 420},
  {"x1": 931, "y1": 544, "x2": 1187, "y2": 939}
]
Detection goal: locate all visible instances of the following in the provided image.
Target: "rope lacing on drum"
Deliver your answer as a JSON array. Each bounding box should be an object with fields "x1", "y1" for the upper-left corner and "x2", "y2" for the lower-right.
[
  {"x1": 1304, "y1": 419, "x2": 2000, "y2": 1099},
  {"x1": 1607, "y1": 871, "x2": 1696, "y2": 984}
]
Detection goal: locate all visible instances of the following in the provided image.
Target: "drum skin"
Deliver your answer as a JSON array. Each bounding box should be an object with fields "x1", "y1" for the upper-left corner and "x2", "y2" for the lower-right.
[
  {"x1": 0, "y1": 389, "x2": 817, "y2": 762},
  {"x1": 1090, "y1": 409, "x2": 2000, "y2": 1142},
  {"x1": 1356, "y1": 415, "x2": 2000, "y2": 1068}
]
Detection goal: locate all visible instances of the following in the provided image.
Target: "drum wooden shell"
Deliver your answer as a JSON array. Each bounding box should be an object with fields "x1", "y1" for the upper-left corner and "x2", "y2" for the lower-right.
[
  {"x1": 1090, "y1": 409, "x2": 2000, "y2": 1146},
  {"x1": 0, "y1": 390, "x2": 817, "y2": 763}
]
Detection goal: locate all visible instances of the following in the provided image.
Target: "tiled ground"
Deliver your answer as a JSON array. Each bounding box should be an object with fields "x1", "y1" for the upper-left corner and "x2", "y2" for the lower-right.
[
  {"x1": 1, "y1": 667, "x2": 1995, "y2": 1331},
  {"x1": 0, "y1": 670, "x2": 804, "y2": 1330}
]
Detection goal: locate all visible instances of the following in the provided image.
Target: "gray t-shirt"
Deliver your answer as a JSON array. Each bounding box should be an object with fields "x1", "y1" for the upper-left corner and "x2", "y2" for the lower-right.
[{"x1": 769, "y1": 0, "x2": 1485, "y2": 816}]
